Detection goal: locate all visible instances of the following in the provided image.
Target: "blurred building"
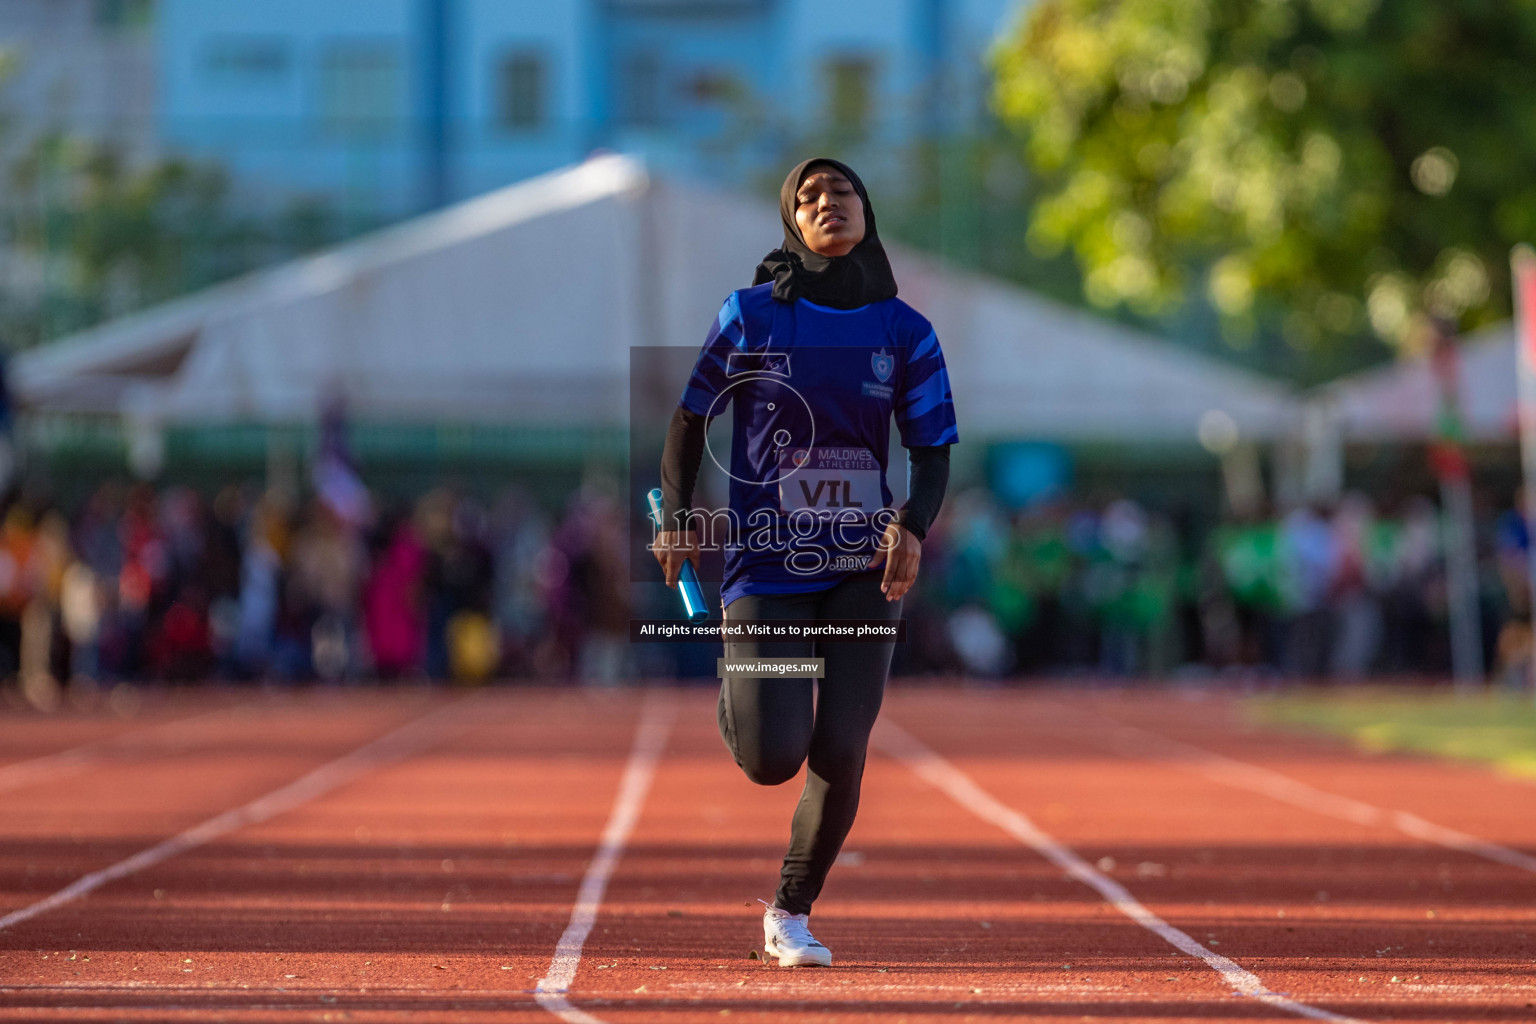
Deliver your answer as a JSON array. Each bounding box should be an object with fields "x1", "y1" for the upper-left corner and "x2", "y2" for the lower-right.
[
  {"x1": 156, "y1": 0, "x2": 1019, "y2": 216},
  {"x1": 0, "y1": 0, "x2": 156, "y2": 162}
]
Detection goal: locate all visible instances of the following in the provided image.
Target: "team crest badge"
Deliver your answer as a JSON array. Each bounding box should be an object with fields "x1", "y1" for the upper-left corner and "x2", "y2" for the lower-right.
[
  {"x1": 871, "y1": 349, "x2": 894, "y2": 383},
  {"x1": 792, "y1": 449, "x2": 811, "y2": 468}
]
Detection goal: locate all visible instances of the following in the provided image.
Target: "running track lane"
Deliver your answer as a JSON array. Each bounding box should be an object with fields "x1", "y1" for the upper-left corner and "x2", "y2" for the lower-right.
[
  {"x1": 881, "y1": 687, "x2": 1536, "y2": 1022},
  {"x1": 4, "y1": 687, "x2": 1536, "y2": 1021},
  {"x1": 0, "y1": 689, "x2": 655, "y2": 1022},
  {"x1": 1074, "y1": 690, "x2": 1536, "y2": 873},
  {"x1": 530, "y1": 690, "x2": 1380, "y2": 1023},
  {"x1": 0, "y1": 692, "x2": 454, "y2": 939},
  {"x1": 536, "y1": 694, "x2": 676, "y2": 1024},
  {"x1": 0, "y1": 690, "x2": 256, "y2": 796},
  {"x1": 0, "y1": 688, "x2": 250, "y2": 764},
  {"x1": 1044, "y1": 699, "x2": 1536, "y2": 875},
  {"x1": 545, "y1": 688, "x2": 1536, "y2": 1022}
]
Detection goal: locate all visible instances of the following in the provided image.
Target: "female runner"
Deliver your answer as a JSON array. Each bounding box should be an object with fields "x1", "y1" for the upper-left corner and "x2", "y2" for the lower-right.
[{"x1": 654, "y1": 157, "x2": 958, "y2": 966}]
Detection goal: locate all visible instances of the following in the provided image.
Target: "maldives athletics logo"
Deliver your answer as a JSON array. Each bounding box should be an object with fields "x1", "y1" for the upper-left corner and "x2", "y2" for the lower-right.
[
  {"x1": 871, "y1": 349, "x2": 894, "y2": 383},
  {"x1": 791, "y1": 448, "x2": 812, "y2": 468}
]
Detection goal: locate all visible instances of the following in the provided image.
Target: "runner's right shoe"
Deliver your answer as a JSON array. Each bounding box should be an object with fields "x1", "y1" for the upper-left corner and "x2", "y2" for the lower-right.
[{"x1": 761, "y1": 899, "x2": 833, "y2": 967}]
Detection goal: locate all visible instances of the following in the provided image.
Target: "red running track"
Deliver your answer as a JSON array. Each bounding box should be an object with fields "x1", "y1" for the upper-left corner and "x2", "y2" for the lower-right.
[{"x1": 1, "y1": 683, "x2": 1534, "y2": 1022}]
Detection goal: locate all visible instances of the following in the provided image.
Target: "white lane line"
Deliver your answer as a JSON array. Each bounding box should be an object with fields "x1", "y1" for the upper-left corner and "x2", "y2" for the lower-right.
[
  {"x1": 0, "y1": 697, "x2": 474, "y2": 933},
  {"x1": 1062, "y1": 706, "x2": 1536, "y2": 876},
  {"x1": 535, "y1": 696, "x2": 675, "y2": 1024},
  {"x1": 875, "y1": 717, "x2": 1371, "y2": 1024},
  {"x1": 0, "y1": 701, "x2": 256, "y2": 796}
]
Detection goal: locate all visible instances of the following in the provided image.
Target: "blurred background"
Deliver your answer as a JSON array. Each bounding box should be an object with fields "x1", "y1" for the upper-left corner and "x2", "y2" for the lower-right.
[{"x1": 1, "y1": 0, "x2": 1534, "y2": 710}]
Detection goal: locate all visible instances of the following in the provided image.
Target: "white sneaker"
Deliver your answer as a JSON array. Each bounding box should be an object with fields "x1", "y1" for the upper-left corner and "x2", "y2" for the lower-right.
[{"x1": 761, "y1": 899, "x2": 833, "y2": 967}]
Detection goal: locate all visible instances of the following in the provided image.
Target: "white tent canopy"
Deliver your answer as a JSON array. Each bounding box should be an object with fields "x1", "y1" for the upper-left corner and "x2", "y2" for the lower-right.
[
  {"x1": 12, "y1": 154, "x2": 1300, "y2": 444},
  {"x1": 897, "y1": 261, "x2": 1297, "y2": 442},
  {"x1": 1308, "y1": 323, "x2": 1518, "y2": 443}
]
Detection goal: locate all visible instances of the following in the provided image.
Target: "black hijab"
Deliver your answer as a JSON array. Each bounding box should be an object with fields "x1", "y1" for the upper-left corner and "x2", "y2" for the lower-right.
[{"x1": 752, "y1": 157, "x2": 898, "y2": 309}]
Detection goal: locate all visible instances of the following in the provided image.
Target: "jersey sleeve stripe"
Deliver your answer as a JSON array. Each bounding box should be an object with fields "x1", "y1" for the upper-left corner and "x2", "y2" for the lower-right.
[
  {"x1": 680, "y1": 384, "x2": 719, "y2": 416},
  {"x1": 927, "y1": 422, "x2": 960, "y2": 445},
  {"x1": 718, "y1": 319, "x2": 745, "y2": 349},
  {"x1": 717, "y1": 292, "x2": 743, "y2": 333},
  {"x1": 910, "y1": 328, "x2": 939, "y2": 362},
  {"x1": 898, "y1": 413, "x2": 959, "y2": 447},
  {"x1": 678, "y1": 293, "x2": 747, "y2": 414},
  {"x1": 898, "y1": 368, "x2": 951, "y2": 421}
]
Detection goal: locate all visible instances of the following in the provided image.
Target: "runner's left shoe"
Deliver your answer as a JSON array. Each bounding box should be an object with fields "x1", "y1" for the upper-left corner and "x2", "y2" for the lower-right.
[{"x1": 760, "y1": 899, "x2": 833, "y2": 967}]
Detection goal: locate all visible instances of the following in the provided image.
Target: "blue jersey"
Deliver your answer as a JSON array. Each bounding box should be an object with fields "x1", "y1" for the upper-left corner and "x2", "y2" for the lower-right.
[{"x1": 679, "y1": 282, "x2": 959, "y2": 607}]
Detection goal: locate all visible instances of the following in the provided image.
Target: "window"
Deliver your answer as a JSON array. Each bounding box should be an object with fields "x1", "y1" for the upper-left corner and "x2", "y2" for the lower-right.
[
  {"x1": 608, "y1": 0, "x2": 759, "y2": 8},
  {"x1": 825, "y1": 56, "x2": 875, "y2": 139},
  {"x1": 618, "y1": 52, "x2": 662, "y2": 128},
  {"x1": 319, "y1": 44, "x2": 402, "y2": 139},
  {"x1": 685, "y1": 69, "x2": 743, "y2": 104},
  {"x1": 94, "y1": 0, "x2": 153, "y2": 30},
  {"x1": 202, "y1": 36, "x2": 291, "y2": 89},
  {"x1": 496, "y1": 52, "x2": 545, "y2": 131}
]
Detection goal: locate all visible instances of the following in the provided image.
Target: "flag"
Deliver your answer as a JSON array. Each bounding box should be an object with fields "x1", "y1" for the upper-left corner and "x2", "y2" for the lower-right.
[
  {"x1": 1427, "y1": 319, "x2": 1469, "y2": 482},
  {"x1": 0, "y1": 354, "x2": 14, "y2": 495},
  {"x1": 314, "y1": 391, "x2": 372, "y2": 527},
  {"x1": 1513, "y1": 245, "x2": 1536, "y2": 692},
  {"x1": 1515, "y1": 245, "x2": 1536, "y2": 471}
]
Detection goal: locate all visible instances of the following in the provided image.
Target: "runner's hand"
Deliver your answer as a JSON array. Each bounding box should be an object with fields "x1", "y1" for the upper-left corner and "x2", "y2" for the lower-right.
[
  {"x1": 867, "y1": 522, "x2": 920, "y2": 602},
  {"x1": 653, "y1": 530, "x2": 701, "y2": 588}
]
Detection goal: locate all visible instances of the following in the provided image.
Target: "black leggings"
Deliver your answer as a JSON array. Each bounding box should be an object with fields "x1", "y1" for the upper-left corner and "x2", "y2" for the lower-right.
[{"x1": 718, "y1": 571, "x2": 901, "y2": 916}]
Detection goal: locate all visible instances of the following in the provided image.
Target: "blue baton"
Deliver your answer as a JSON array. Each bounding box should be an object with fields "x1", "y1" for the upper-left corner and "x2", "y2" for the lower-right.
[{"x1": 646, "y1": 488, "x2": 710, "y2": 623}]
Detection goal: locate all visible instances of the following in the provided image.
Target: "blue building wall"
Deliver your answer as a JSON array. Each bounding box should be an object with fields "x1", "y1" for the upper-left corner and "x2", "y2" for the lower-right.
[
  {"x1": 159, "y1": 0, "x2": 419, "y2": 214},
  {"x1": 158, "y1": 0, "x2": 1017, "y2": 216}
]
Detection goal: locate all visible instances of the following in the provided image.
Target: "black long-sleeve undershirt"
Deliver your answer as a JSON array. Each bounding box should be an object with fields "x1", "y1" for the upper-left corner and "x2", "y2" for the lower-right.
[
  {"x1": 895, "y1": 442, "x2": 949, "y2": 542},
  {"x1": 660, "y1": 405, "x2": 709, "y2": 530},
  {"x1": 659, "y1": 404, "x2": 950, "y2": 541}
]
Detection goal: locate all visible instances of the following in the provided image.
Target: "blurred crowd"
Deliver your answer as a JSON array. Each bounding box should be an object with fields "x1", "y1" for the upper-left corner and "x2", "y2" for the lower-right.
[
  {"x1": 0, "y1": 480, "x2": 632, "y2": 707},
  {"x1": 2, "y1": 478, "x2": 1532, "y2": 703},
  {"x1": 902, "y1": 490, "x2": 1534, "y2": 686}
]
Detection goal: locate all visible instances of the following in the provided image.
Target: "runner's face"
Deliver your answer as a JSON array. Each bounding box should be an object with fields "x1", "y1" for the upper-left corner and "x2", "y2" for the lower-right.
[{"x1": 793, "y1": 169, "x2": 865, "y2": 258}]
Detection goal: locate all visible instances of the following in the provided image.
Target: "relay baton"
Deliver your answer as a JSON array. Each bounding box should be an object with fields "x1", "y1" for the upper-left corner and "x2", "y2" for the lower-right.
[{"x1": 646, "y1": 488, "x2": 710, "y2": 623}]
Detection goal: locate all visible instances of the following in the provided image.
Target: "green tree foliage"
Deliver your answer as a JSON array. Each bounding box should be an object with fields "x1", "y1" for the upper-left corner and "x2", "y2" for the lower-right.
[
  {"x1": 1, "y1": 133, "x2": 335, "y2": 350},
  {"x1": 0, "y1": 53, "x2": 336, "y2": 352},
  {"x1": 992, "y1": 0, "x2": 1536, "y2": 356}
]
